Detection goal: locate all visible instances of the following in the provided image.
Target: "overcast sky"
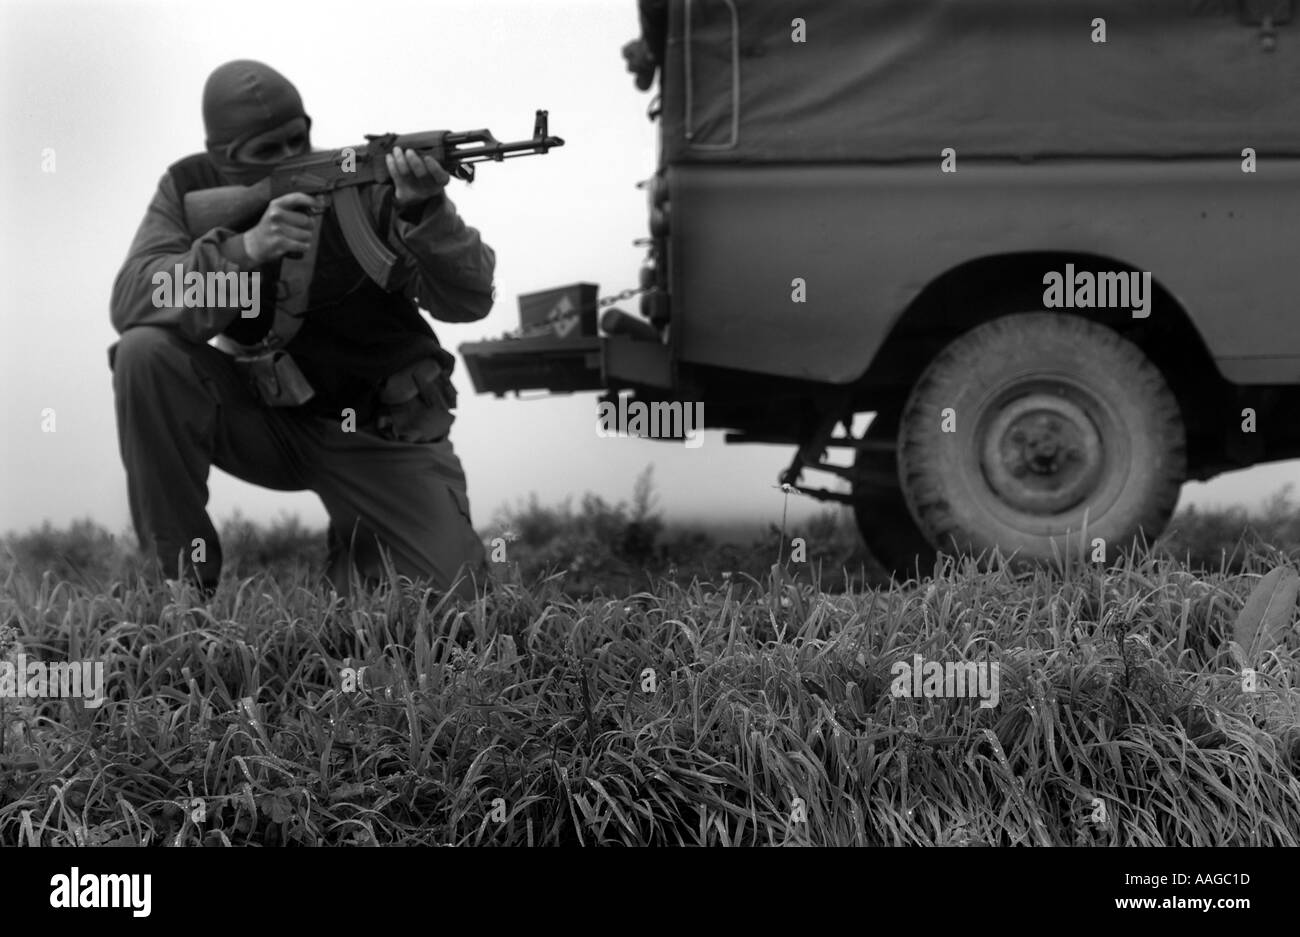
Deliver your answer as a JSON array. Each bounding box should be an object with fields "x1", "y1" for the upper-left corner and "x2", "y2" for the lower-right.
[{"x1": 1, "y1": 0, "x2": 1295, "y2": 543}]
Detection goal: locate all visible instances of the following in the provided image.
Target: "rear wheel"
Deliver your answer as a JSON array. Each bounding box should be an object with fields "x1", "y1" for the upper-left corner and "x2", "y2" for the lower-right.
[
  {"x1": 896, "y1": 313, "x2": 1186, "y2": 564},
  {"x1": 851, "y1": 411, "x2": 937, "y2": 580}
]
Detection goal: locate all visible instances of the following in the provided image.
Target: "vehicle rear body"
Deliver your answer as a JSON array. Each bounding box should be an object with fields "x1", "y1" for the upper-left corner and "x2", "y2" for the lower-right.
[{"x1": 462, "y1": 0, "x2": 1300, "y2": 571}]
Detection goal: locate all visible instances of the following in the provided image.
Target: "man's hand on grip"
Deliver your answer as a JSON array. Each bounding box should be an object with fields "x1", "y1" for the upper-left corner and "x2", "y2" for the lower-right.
[{"x1": 243, "y1": 192, "x2": 326, "y2": 265}]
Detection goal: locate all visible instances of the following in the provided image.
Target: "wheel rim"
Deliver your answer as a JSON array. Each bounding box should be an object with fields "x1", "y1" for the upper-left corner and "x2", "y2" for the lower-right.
[
  {"x1": 980, "y1": 392, "x2": 1103, "y2": 515},
  {"x1": 968, "y1": 377, "x2": 1128, "y2": 533}
]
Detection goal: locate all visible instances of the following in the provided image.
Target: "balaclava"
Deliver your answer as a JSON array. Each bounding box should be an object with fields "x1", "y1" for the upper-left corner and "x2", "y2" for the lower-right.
[{"x1": 202, "y1": 60, "x2": 312, "y2": 184}]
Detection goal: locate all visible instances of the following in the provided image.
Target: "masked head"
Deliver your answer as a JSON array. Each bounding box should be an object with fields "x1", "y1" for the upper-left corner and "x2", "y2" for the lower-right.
[{"x1": 202, "y1": 60, "x2": 312, "y2": 184}]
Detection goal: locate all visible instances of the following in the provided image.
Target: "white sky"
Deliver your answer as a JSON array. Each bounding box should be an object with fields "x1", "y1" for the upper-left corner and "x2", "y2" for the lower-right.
[{"x1": 1, "y1": 0, "x2": 1295, "y2": 542}]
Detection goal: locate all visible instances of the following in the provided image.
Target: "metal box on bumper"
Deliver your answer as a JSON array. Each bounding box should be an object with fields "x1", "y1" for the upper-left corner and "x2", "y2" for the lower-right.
[
  {"x1": 518, "y1": 283, "x2": 599, "y2": 339},
  {"x1": 457, "y1": 283, "x2": 673, "y2": 397}
]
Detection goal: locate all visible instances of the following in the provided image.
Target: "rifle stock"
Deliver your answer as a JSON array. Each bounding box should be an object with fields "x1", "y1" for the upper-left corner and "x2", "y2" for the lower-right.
[{"x1": 183, "y1": 177, "x2": 272, "y2": 238}]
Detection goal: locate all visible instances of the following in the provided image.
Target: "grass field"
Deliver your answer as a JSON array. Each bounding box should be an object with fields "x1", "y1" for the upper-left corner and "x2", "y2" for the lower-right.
[{"x1": 1, "y1": 478, "x2": 1298, "y2": 846}]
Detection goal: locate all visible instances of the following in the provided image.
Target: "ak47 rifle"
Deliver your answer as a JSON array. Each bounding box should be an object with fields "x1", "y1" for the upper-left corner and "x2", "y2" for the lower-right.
[{"x1": 183, "y1": 109, "x2": 564, "y2": 289}]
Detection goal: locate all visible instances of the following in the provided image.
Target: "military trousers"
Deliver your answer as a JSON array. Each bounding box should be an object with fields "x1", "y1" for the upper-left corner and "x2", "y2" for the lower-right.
[{"x1": 108, "y1": 325, "x2": 489, "y2": 600}]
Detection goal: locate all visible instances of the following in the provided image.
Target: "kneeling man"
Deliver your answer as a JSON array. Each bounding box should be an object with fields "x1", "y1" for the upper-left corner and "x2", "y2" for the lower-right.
[{"x1": 109, "y1": 60, "x2": 492, "y2": 600}]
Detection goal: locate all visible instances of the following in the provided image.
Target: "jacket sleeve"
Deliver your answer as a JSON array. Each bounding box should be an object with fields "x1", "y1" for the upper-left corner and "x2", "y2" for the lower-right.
[
  {"x1": 378, "y1": 185, "x2": 497, "y2": 323},
  {"x1": 109, "y1": 173, "x2": 260, "y2": 341}
]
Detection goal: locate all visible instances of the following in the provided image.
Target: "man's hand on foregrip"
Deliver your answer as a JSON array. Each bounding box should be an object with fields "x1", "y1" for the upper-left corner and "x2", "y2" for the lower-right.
[
  {"x1": 622, "y1": 38, "x2": 657, "y2": 91},
  {"x1": 387, "y1": 147, "x2": 450, "y2": 211},
  {"x1": 242, "y1": 192, "x2": 326, "y2": 265}
]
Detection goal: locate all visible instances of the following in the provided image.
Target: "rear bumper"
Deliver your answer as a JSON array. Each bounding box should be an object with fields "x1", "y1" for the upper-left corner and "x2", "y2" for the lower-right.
[{"x1": 458, "y1": 334, "x2": 672, "y2": 397}]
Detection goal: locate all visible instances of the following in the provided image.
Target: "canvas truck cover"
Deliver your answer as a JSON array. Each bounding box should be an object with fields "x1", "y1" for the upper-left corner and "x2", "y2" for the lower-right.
[{"x1": 657, "y1": 0, "x2": 1300, "y2": 163}]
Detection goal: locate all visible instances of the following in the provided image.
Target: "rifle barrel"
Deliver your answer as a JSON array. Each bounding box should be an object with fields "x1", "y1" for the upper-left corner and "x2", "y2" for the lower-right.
[{"x1": 448, "y1": 137, "x2": 565, "y2": 164}]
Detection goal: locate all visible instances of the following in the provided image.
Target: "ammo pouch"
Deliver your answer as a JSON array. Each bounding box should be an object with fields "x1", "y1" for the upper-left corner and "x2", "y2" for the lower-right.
[
  {"x1": 376, "y1": 355, "x2": 458, "y2": 443},
  {"x1": 231, "y1": 350, "x2": 316, "y2": 408}
]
